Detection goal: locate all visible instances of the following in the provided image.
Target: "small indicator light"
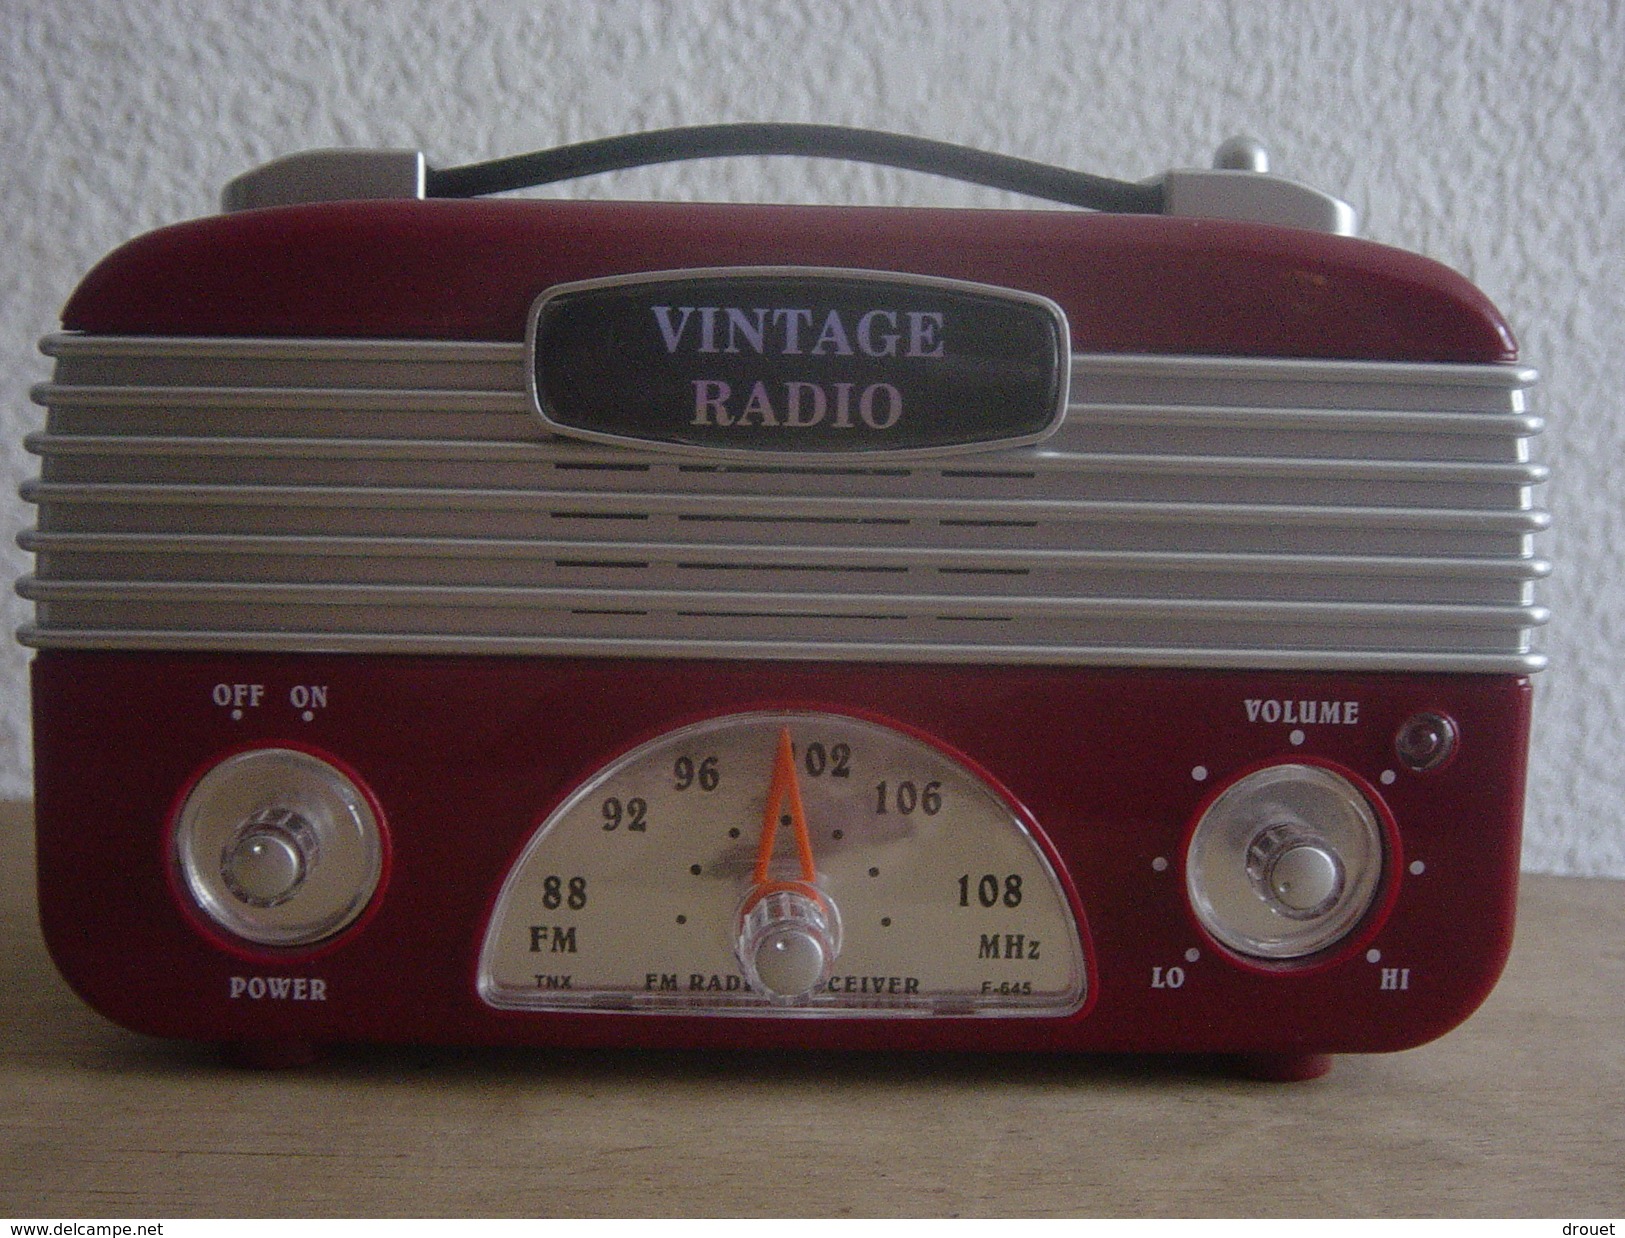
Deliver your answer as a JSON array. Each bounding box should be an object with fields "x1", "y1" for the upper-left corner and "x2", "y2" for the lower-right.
[{"x1": 1395, "y1": 712, "x2": 1457, "y2": 772}]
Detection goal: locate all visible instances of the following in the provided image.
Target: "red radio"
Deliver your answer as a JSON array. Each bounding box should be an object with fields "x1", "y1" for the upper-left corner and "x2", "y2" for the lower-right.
[{"x1": 19, "y1": 127, "x2": 1547, "y2": 1079}]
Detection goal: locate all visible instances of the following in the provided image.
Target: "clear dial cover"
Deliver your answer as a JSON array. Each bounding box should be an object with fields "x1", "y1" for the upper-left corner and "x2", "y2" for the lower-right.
[{"x1": 479, "y1": 711, "x2": 1086, "y2": 1017}]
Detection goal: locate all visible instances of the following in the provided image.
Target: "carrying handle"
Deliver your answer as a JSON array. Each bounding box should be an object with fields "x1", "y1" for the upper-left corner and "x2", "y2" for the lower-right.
[
  {"x1": 222, "y1": 129, "x2": 1355, "y2": 234},
  {"x1": 424, "y1": 123, "x2": 1164, "y2": 214}
]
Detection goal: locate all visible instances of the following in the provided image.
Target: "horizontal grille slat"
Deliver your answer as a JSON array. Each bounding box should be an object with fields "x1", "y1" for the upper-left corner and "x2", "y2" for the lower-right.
[
  {"x1": 27, "y1": 433, "x2": 1547, "y2": 481},
  {"x1": 19, "y1": 480, "x2": 1547, "y2": 529},
  {"x1": 18, "y1": 576, "x2": 1545, "y2": 627},
  {"x1": 19, "y1": 533, "x2": 1546, "y2": 606},
  {"x1": 18, "y1": 334, "x2": 1548, "y2": 671},
  {"x1": 20, "y1": 581, "x2": 1543, "y2": 663},
  {"x1": 32, "y1": 384, "x2": 532, "y2": 413},
  {"x1": 26, "y1": 436, "x2": 1542, "y2": 507}
]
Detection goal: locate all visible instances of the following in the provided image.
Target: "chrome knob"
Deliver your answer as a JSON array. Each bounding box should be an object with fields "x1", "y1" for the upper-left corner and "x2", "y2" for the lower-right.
[
  {"x1": 174, "y1": 748, "x2": 383, "y2": 948},
  {"x1": 736, "y1": 887, "x2": 841, "y2": 1001},
  {"x1": 1187, "y1": 764, "x2": 1385, "y2": 961},
  {"x1": 1246, "y1": 824, "x2": 1345, "y2": 920},
  {"x1": 221, "y1": 807, "x2": 319, "y2": 907}
]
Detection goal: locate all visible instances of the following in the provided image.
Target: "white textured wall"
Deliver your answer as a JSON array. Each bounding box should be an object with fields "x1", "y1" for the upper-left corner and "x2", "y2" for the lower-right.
[{"x1": 2, "y1": 0, "x2": 1620, "y2": 874}]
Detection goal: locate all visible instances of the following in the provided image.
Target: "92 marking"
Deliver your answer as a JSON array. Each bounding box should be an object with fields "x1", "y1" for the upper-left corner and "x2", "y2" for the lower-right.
[{"x1": 601, "y1": 796, "x2": 648, "y2": 831}]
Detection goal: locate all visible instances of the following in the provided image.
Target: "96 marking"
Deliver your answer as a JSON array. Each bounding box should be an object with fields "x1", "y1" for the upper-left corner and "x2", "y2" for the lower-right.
[{"x1": 673, "y1": 755, "x2": 720, "y2": 792}]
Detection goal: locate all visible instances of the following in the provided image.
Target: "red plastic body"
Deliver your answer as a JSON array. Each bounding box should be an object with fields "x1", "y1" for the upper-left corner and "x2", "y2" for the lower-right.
[
  {"x1": 31, "y1": 198, "x2": 1530, "y2": 1070},
  {"x1": 63, "y1": 199, "x2": 1515, "y2": 361},
  {"x1": 32, "y1": 653, "x2": 1528, "y2": 1057}
]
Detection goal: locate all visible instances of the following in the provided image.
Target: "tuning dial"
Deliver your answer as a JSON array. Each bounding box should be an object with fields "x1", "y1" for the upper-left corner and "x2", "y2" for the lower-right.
[
  {"x1": 736, "y1": 886, "x2": 842, "y2": 1001},
  {"x1": 173, "y1": 748, "x2": 383, "y2": 948},
  {"x1": 1186, "y1": 764, "x2": 1386, "y2": 962}
]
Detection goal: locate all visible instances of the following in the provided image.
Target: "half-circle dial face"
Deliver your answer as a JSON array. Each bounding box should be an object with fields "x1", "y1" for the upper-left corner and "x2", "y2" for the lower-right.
[{"x1": 478, "y1": 711, "x2": 1087, "y2": 1017}]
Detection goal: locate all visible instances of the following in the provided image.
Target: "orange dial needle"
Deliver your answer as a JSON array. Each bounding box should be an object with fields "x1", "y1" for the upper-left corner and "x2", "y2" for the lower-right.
[{"x1": 751, "y1": 726, "x2": 817, "y2": 887}]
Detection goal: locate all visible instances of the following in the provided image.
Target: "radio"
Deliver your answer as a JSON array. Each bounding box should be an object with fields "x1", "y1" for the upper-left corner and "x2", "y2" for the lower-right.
[{"x1": 18, "y1": 126, "x2": 1547, "y2": 1079}]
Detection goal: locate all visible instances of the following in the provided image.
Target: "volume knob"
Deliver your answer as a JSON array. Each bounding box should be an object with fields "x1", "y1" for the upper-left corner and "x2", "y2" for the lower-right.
[
  {"x1": 1186, "y1": 764, "x2": 1385, "y2": 962},
  {"x1": 1246, "y1": 824, "x2": 1345, "y2": 920}
]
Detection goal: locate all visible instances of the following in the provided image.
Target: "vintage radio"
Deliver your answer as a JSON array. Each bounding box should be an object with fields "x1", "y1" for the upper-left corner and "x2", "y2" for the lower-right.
[{"x1": 18, "y1": 126, "x2": 1547, "y2": 1078}]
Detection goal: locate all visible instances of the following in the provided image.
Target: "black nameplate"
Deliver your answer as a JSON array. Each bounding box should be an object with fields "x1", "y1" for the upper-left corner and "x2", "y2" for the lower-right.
[{"x1": 527, "y1": 268, "x2": 1069, "y2": 456}]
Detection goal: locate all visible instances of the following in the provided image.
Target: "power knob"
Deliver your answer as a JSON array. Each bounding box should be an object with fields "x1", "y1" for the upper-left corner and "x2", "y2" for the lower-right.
[
  {"x1": 173, "y1": 748, "x2": 384, "y2": 949},
  {"x1": 1186, "y1": 764, "x2": 1387, "y2": 962},
  {"x1": 221, "y1": 806, "x2": 319, "y2": 907},
  {"x1": 735, "y1": 885, "x2": 842, "y2": 1001}
]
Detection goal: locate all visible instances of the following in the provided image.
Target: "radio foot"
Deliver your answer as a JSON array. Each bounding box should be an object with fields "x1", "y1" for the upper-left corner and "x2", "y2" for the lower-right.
[
  {"x1": 224, "y1": 1039, "x2": 322, "y2": 1069},
  {"x1": 1231, "y1": 1052, "x2": 1333, "y2": 1082}
]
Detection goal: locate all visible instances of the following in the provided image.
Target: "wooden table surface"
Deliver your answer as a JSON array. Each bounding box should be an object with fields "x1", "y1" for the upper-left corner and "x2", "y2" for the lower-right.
[{"x1": 1, "y1": 799, "x2": 1620, "y2": 1218}]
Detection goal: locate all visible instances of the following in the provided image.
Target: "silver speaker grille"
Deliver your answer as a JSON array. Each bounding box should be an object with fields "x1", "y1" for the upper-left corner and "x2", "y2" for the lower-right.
[{"x1": 18, "y1": 335, "x2": 1547, "y2": 671}]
